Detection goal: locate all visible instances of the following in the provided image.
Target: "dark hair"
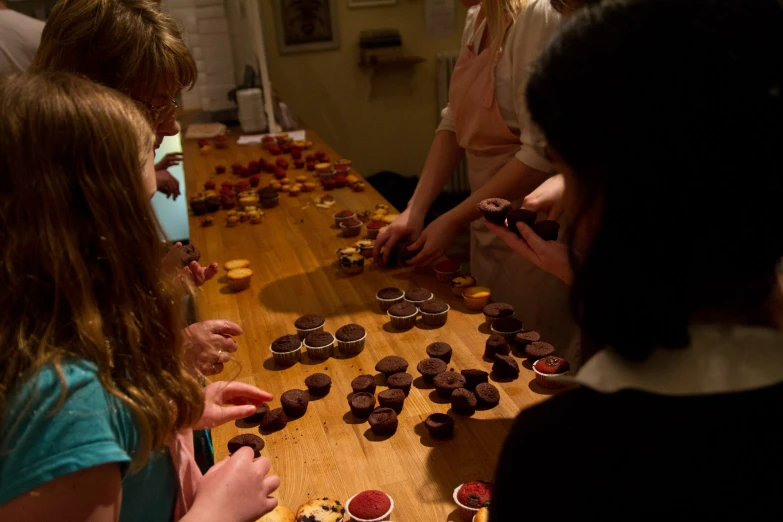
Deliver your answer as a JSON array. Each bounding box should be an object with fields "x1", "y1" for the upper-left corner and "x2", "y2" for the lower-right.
[{"x1": 527, "y1": 0, "x2": 783, "y2": 360}]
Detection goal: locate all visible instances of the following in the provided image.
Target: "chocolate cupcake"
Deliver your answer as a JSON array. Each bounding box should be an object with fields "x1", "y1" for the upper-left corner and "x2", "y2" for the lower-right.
[
  {"x1": 485, "y1": 334, "x2": 511, "y2": 358},
  {"x1": 378, "y1": 388, "x2": 405, "y2": 414},
  {"x1": 477, "y1": 198, "x2": 513, "y2": 225},
  {"x1": 335, "y1": 323, "x2": 366, "y2": 355},
  {"x1": 514, "y1": 330, "x2": 541, "y2": 348},
  {"x1": 490, "y1": 317, "x2": 525, "y2": 343},
  {"x1": 531, "y1": 220, "x2": 560, "y2": 241},
  {"x1": 434, "y1": 371, "x2": 466, "y2": 398},
  {"x1": 386, "y1": 372, "x2": 413, "y2": 396},
  {"x1": 417, "y1": 358, "x2": 447, "y2": 383},
  {"x1": 280, "y1": 390, "x2": 309, "y2": 418},
  {"x1": 483, "y1": 303, "x2": 515, "y2": 327},
  {"x1": 294, "y1": 313, "x2": 325, "y2": 340},
  {"x1": 351, "y1": 374, "x2": 376, "y2": 394},
  {"x1": 376, "y1": 287, "x2": 404, "y2": 312},
  {"x1": 461, "y1": 369, "x2": 489, "y2": 390},
  {"x1": 270, "y1": 334, "x2": 302, "y2": 366},
  {"x1": 349, "y1": 392, "x2": 376, "y2": 418},
  {"x1": 404, "y1": 287, "x2": 433, "y2": 304},
  {"x1": 368, "y1": 407, "x2": 398, "y2": 435},
  {"x1": 492, "y1": 354, "x2": 520, "y2": 378},
  {"x1": 418, "y1": 299, "x2": 450, "y2": 326},
  {"x1": 304, "y1": 373, "x2": 332, "y2": 397},
  {"x1": 387, "y1": 301, "x2": 418, "y2": 330},
  {"x1": 227, "y1": 433, "x2": 265, "y2": 458},
  {"x1": 243, "y1": 404, "x2": 270, "y2": 426},
  {"x1": 506, "y1": 208, "x2": 538, "y2": 236},
  {"x1": 303, "y1": 331, "x2": 335, "y2": 359},
  {"x1": 375, "y1": 356, "x2": 409, "y2": 377},
  {"x1": 450, "y1": 388, "x2": 478, "y2": 415},
  {"x1": 475, "y1": 383, "x2": 500, "y2": 409},
  {"x1": 525, "y1": 341, "x2": 556, "y2": 359},
  {"x1": 178, "y1": 244, "x2": 201, "y2": 266},
  {"x1": 260, "y1": 407, "x2": 288, "y2": 431},
  {"x1": 396, "y1": 240, "x2": 420, "y2": 265},
  {"x1": 424, "y1": 413, "x2": 455, "y2": 439},
  {"x1": 426, "y1": 342, "x2": 453, "y2": 363}
]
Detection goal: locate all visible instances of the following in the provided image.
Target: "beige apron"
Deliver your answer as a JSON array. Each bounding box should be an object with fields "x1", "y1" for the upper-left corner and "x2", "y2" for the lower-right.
[{"x1": 448, "y1": 10, "x2": 579, "y2": 362}]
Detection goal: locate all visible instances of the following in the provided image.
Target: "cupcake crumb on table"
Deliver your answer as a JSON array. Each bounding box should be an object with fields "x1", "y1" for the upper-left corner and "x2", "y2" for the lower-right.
[
  {"x1": 375, "y1": 355, "x2": 409, "y2": 377},
  {"x1": 368, "y1": 407, "x2": 398, "y2": 435},
  {"x1": 227, "y1": 433, "x2": 265, "y2": 458},
  {"x1": 426, "y1": 342, "x2": 453, "y2": 363},
  {"x1": 475, "y1": 383, "x2": 500, "y2": 409},
  {"x1": 424, "y1": 413, "x2": 455, "y2": 439},
  {"x1": 385, "y1": 372, "x2": 413, "y2": 396}
]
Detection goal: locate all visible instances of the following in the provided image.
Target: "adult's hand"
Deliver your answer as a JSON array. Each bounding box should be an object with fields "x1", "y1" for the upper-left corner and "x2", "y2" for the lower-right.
[
  {"x1": 156, "y1": 169, "x2": 181, "y2": 200},
  {"x1": 373, "y1": 207, "x2": 425, "y2": 265},
  {"x1": 183, "y1": 320, "x2": 243, "y2": 376},
  {"x1": 406, "y1": 212, "x2": 461, "y2": 267},
  {"x1": 485, "y1": 219, "x2": 574, "y2": 285},
  {"x1": 195, "y1": 381, "x2": 273, "y2": 430},
  {"x1": 522, "y1": 173, "x2": 566, "y2": 220},
  {"x1": 185, "y1": 449, "x2": 280, "y2": 522},
  {"x1": 155, "y1": 152, "x2": 184, "y2": 171}
]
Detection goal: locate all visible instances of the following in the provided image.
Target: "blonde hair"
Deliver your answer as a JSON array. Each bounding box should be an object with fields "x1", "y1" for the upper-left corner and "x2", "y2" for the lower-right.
[
  {"x1": 0, "y1": 72, "x2": 204, "y2": 468},
  {"x1": 484, "y1": 0, "x2": 529, "y2": 51},
  {"x1": 31, "y1": 0, "x2": 196, "y2": 99}
]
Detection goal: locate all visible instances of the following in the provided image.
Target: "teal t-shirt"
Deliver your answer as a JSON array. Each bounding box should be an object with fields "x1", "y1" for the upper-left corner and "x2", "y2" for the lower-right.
[{"x1": 0, "y1": 359, "x2": 177, "y2": 522}]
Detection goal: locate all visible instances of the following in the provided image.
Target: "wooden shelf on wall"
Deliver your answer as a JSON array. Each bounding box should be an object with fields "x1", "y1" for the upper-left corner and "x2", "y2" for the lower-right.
[{"x1": 359, "y1": 56, "x2": 426, "y2": 71}]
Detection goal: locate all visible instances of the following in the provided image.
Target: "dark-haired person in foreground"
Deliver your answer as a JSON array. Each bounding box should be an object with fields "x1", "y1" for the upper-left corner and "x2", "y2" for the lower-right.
[{"x1": 491, "y1": 0, "x2": 783, "y2": 519}]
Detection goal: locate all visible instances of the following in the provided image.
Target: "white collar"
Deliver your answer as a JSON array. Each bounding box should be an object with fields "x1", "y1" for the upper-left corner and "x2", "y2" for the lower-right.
[{"x1": 571, "y1": 324, "x2": 783, "y2": 396}]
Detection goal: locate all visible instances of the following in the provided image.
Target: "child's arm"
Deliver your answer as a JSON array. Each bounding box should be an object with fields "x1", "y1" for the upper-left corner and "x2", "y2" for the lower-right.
[{"x1": 0, "y1": 464, "x2": 122, "y2": 522}]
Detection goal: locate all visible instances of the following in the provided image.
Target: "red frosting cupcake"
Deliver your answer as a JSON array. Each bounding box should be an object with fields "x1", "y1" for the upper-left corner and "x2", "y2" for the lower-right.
[
  {"x1": 457, "y1": 481, "x2": 493, "y2": 509},
  {"x1": 535, "y1": 356, "x2": 571, "y2": 374},
  {"x1": 203, "y1": 180, "x2": 215, "y2": 190},
  {"x1": 274, "y1": 167, "x2": 287, "y2": 180},
  {"x1": 349, "y1": 490, "x2": 391, "y2": 520}
]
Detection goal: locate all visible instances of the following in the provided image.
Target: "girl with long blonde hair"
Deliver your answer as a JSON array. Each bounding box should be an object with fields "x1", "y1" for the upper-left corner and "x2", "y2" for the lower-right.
[{"x1": 0, "y1": 72, "x2": 279, "y2": 522}]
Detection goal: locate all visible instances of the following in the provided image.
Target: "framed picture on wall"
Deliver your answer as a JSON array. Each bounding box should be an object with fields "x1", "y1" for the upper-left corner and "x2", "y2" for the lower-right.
[
  {"x1": 272, "y1": 0, "x2": 340, "y2": 54},
  {"x1": 349, "y1": 0, "x2": 397, "y2": 7}
]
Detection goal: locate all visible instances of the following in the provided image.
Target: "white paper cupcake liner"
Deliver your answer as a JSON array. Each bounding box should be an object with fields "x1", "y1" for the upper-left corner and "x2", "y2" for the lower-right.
[
  {"x1": 304, "y1": 337, "x2": 334, "y2": 359},
  {"x1": 453, "y1": 485, "x2": 481, "y2": 522},
  {"x1": 388, "y1": 311, "x2": 418, "y2": 330},
  {"x1": 376, "y1": 294, "x2": 404, "y2": 312},
  {"x1": 532, "y1": 363, "x2": 572, "y2": 389},
  {"x1": 336, "y1": 332, "x2": 367, "y2": 355},
  {"x1": 268, "y1": 343, "x2": 302, "y2": 366},
  {"x1": 346, "y1": 493, "x2": 395, "y2": 522},
  {"x1": 420, "y1": 305, "x2": 450, "y2": 327}
]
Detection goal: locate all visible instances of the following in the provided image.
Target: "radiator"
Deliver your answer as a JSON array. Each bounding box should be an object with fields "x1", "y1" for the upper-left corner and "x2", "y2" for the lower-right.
[{"x1": 436, "y1": 51, "x2": 470, "y2": 193}]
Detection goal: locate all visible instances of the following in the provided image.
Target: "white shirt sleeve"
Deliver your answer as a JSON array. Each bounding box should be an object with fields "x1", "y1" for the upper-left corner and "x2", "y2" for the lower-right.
[
  {"x1": 436, "y1": 6, "x2": 481, "y2": 135},
  {"x1": 506, "y1": 0, "x2": 561, "y2": 173}
]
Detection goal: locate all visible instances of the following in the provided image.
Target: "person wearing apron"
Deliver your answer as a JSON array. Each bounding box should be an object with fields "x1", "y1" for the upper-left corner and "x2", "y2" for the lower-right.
[{"x1": 375, "y1": 0, "x2": 579, "y2": 361}]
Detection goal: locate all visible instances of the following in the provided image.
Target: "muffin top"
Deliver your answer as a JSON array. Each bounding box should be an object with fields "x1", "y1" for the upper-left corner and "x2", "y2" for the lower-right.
[
  {"x1": 388, "y1": 302, "x2": 418, "y2": 317},
  {"x1": 295, "y1": 314, "x2": 325, "y2": 330},
  {"x1": 304, "y1": 331, "x2": 335, "y2": 348},
  {"x1": 377, "y1": 287, "x2": 404, "y2": 300},
  {"x1": 463, "y1": 286, "x2": 491, "y2": 298},
  {"x1": 271, "y1": 334, "x2": 301, "y2": 353},
  {"x1": 419, "y1": 299, "x2": 449, "y2": 314},
  {"x1": 405, "y1": 287, "x2": 433, "y2": 301},
  {"x1": 336, "y1": 323, "x2": 366, "y2": 342}
]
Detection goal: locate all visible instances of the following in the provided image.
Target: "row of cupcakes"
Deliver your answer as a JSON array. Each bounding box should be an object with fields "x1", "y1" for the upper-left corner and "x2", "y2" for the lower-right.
[
  {"x1": 268, "y1": 315, "x2": 368, "y2": 365},
  {"x1": 375, "y1": 287, "x2": 450, "y2": 329}
]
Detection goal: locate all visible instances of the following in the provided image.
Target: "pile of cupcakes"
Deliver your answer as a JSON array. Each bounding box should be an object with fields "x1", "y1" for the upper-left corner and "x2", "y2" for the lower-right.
[{"x1": 377, "y1": 287, "x2": 450, "y2": 329}]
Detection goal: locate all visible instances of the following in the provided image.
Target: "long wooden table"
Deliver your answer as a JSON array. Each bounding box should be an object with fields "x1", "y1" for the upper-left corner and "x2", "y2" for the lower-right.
[{"x1": 182, "y1": 129, "x2": 553, "y2": 521}]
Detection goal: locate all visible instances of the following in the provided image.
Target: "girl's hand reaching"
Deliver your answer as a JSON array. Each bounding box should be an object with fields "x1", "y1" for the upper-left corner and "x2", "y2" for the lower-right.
[{"x1": 194, "y1": 381, "x2": 273, "y2": 430}]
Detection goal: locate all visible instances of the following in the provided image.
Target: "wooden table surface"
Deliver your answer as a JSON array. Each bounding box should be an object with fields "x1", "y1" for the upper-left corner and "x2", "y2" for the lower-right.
[{"x1": 182, "y1": 129, "x2": 554, "y2": 521}]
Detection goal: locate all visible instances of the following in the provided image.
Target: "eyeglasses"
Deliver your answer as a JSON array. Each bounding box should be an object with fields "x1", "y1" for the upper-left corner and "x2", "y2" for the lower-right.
[{"x1": 134, "y1": 98, "x2": 178, "y2": 125}]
